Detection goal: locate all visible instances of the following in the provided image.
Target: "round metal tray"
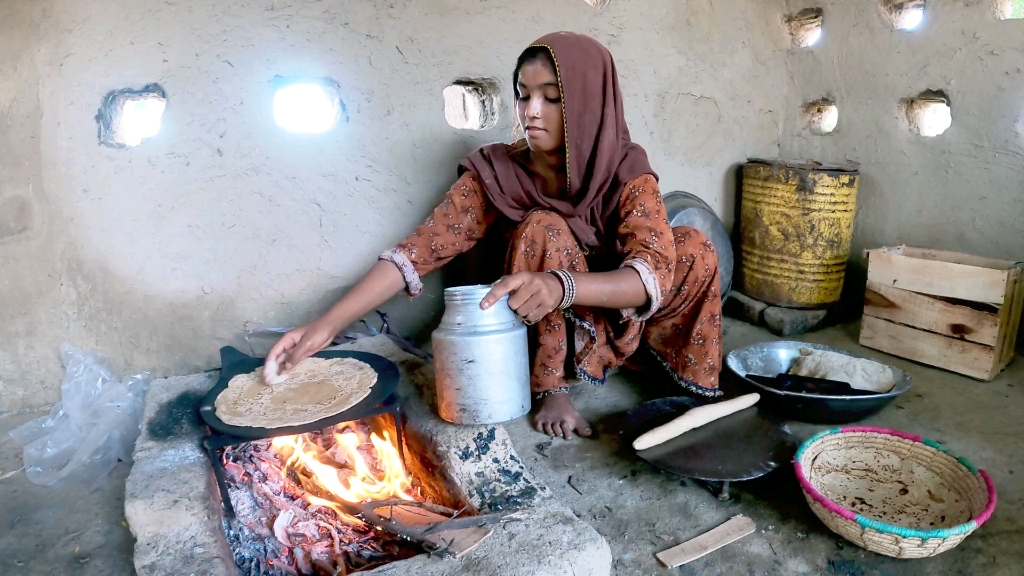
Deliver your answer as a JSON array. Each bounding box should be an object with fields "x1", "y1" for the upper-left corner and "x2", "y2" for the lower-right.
[
  {"x1": 199, "y1": 346, "x2": 400, "y2": 439},
  {"x1": 725, "y1": 341, "x2": 912, "y2": 424},
  {"x1": 622, "y1": 396, "x2": 796, "y2": 483}
]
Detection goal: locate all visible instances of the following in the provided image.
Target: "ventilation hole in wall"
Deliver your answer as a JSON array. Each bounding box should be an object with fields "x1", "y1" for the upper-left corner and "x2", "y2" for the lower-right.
[
  {"x1": 96, "y1": 84, "x2": 166, "y2": 148},
  {"x1": 786, "y1": 8, "x2": 824, "y2": 47},
  {"x1": 803, "y1": 99, "x2": 838, "y2": 135},
  {"x1": 443, "y1": 78, "x2": 501, "y2": 131},
  {"x1": 584, "y1": 0, "x2": 612, "y2": 8},
  {"x1": 881, "y1": 0, "x2": 926, "y2": 31},
  {"x1": 994, "y1": 0, "x2": 1024, "y2": 19},
  {"x1": 902, "y1": 90, "x2": 952, "y2": 137},
  {"x1": 272, "y1": 77, "x2": 346, "y2": 134}
]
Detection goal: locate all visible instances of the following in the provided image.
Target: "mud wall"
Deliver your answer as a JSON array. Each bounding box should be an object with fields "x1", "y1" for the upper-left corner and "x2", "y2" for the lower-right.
[
  {"x1": 0, "y1": 0, "x2": 788, "y2": 412},
  {"x1": 782, "y1": 1, "x2": 1024, "y2": 262}
]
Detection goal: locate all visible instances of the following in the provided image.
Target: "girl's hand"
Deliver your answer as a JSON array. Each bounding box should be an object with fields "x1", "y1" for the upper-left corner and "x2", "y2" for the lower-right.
[
  {"x1": 481, "y1": 271, "x2": 565, "y2": 324},
  {"x1": 264, "y1": 317, "x2": 340, "y2": 379}
]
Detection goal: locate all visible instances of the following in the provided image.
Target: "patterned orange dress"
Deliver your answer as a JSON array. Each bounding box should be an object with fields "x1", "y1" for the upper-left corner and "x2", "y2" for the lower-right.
[{"x1": 381, "y1": 172, "x2": 723, "y2": 398}]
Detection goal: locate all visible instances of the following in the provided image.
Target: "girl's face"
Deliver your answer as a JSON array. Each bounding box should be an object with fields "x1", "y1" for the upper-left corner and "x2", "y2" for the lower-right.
[{"x1": 516, "y1": 59, "x2": 565, "y2": 154}]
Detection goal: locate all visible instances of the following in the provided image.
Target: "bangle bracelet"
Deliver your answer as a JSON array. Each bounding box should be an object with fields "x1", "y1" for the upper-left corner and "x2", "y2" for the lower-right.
[
  {"x1": 535, "y1": 386, "x2": 570, "y2": 400},
  {"x1": 546, "y1": 269, "x2": 576, "y2": 310}
]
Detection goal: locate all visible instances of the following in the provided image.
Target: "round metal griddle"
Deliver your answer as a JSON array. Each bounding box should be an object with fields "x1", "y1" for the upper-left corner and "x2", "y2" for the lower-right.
[
  {"x1": 622, "y1": 396, "x2": 796, "y2": 483},
  {"x1": 199, "y1": 346, "x2": 400, "y2": 439}
]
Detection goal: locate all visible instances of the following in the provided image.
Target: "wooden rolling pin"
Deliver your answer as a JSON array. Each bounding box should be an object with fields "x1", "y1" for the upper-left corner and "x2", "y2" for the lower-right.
[{"x1": 632, "y1": 393, "x2": 760, "y2": 451}]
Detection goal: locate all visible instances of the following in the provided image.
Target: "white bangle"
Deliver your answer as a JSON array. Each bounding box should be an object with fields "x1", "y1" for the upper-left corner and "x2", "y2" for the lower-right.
[{"x1": 547, "y1": 269, "x2": 576, "y2": 310}]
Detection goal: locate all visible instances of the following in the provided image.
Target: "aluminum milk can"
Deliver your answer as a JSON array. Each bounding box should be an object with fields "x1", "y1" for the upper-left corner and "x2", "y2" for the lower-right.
[{"x1": 432, "y1": 285, "x2": 530, "y2": 425}]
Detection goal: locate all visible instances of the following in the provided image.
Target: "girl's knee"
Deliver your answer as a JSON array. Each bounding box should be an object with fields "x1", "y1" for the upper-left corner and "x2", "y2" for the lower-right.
[
  {"x1": 517, "y1": 210, "x2": 571, "y2": 234},
  {"x1": 672, "y1": 226, "x2": 719, "y2": 272}
]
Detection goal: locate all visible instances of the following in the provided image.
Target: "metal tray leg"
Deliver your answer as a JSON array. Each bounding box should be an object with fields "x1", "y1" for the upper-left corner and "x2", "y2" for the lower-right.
[
  {"x1": 204, "y1": 437, "x2": 237, "y2": 519},
  {"x1": 717, "y1": 480, "x2": 731, "y2": 501},
  {"x1": 390, "y1": 405, "x2": 406, "y2": 468}
]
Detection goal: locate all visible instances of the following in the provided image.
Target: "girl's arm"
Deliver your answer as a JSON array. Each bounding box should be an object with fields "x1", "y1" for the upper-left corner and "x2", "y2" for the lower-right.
[
  {"x1": 482, "y1": 174, "x2": 675, "y2": 322},
  {"x1": 268, "y1": 260, "x2": 406, "y2": 373},
  {"x1": 268, "y1": 173, "x2": 494, "y2": 375},
  {"x1": 481, "y1": 267, "x2": 648, "y2": 324}
]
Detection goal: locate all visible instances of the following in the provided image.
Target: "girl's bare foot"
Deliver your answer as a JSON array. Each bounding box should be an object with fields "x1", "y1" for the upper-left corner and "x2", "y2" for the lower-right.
[{"x1": 534, "y1": 393, "x2": 592, "y2": 440}]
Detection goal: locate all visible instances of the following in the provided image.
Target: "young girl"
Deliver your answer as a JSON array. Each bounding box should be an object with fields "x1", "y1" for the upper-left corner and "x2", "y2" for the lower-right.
[{"x1": 266, "y1": 32, "x2": 723, "y2": 440}]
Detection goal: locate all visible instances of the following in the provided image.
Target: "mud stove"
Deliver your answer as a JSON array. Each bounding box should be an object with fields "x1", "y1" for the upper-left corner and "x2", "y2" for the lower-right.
[{"x1": 125, "y1": 336, "x2": 611, "y2": 576}]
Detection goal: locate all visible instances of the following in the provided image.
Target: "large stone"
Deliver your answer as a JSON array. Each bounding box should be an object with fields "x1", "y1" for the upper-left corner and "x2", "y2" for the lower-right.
[
  {"x1": 763, "y1": 306, "x2": 828, "y2": 336},
  {"x1": 125, "y1": 336, "x2": 612, "y2": 576},
  {"x1": 125, "y1": 372, "x2": 236, "y2": 576},
  {"x1": 723, "y1": 291, "x2": 769, "y2": 325}
]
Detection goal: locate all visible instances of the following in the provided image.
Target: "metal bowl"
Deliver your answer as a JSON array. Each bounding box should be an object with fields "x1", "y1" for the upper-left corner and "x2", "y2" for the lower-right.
[{"x1": 725, "y1": 341, "x2": 912, "y2": 424}]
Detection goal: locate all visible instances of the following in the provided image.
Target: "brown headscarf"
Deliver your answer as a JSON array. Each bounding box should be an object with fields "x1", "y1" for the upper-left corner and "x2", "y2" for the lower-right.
[{"x1": 459, "y1": 32, "x2": 656, "y2": 250}]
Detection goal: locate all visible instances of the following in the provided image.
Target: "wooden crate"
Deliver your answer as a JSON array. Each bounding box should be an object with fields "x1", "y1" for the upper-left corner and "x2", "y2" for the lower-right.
[{"x1": 860, "y1": 245, "x2": 1024, "y2": 381}]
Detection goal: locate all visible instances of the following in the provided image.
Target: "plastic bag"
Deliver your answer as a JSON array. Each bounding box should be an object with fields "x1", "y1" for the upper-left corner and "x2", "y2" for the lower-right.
[{"x1": 8, "y1": 343, "x2": 152, "y2": 487}]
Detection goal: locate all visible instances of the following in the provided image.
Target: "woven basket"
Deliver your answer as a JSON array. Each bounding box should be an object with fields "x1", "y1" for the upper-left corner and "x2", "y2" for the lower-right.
[{"x1": 794, "y1": 426, "x2": 996, "y2": 559}]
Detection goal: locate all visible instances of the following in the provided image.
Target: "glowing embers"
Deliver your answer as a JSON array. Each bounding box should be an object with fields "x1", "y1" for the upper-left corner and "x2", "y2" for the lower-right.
[
  {"x1": 881, "y1": 0, "x2": 926, "y2": 31},
  {"x1": 222, "y1": 420, "x2": 429, "y2": 573},
  {"x1": 96, "y1": 84, "x2": 167, "y2": 148},
  {"x1": 902, "y1": 91, "x2": 952, "y2": 137},
  {"x1": 803, "y1": 98, "x2": 839, "y2": 135},
  {"x1": 273, "y1": 78, "x2": 346, "y2": 134},
  {"x1": 786, "y1": 8, "x2": 824, "y2": 48},
  {"x1": 442, "y1": 78, "x2": 501, "y2": 131}
]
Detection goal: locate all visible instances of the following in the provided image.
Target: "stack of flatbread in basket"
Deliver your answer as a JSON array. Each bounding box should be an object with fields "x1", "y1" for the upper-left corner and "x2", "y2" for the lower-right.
[{"x1": 215, "y1": 357, "x2": 378, "y2": 428}]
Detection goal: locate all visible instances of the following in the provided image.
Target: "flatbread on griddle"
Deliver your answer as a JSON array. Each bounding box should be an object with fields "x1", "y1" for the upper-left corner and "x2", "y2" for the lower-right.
[{"x1": 215, "y1": 357, "x2": 377, "y2": 428}]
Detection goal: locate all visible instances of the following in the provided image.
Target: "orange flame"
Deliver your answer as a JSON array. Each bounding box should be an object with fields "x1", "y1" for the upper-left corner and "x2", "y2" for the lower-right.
[{"x1": 270, "y1": 424, "x2": 416, "y2": 525}]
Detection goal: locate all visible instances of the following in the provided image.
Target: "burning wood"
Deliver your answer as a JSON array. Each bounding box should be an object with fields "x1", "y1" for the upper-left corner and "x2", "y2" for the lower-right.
[
  {"x1": 221, "y1": 419, "x2": 520, "y2": 574},
  {"x1": 222, "y1": 420, "x2": 427, "y2": 575}
]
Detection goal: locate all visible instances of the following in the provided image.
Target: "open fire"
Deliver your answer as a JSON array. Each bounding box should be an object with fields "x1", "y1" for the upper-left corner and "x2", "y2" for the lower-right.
[
  {"x1": 222, "y1": 419, "x2": 428, "y2": 575},
  {"x1": 125, "y1": 342, "x2": 603, "y2": 576}
]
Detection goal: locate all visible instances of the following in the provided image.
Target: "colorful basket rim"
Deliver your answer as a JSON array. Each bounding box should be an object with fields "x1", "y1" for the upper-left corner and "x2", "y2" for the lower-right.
[{"x1": 793, "y1": 426, "x2": 997, "y2": 541}]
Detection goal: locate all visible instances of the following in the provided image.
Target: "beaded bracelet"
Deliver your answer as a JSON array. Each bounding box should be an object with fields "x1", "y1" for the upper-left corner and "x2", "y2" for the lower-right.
[
  {"x1": 546, "y1": 269, "x2": 577, "y2": 310},
  {"x1": 535, "y1": 386, "x2": 570, "y2": 400}
]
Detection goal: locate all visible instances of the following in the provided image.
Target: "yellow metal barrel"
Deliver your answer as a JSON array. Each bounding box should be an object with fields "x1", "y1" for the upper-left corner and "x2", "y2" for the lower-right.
[{"x1": 738, "y1": 160, "x2": 859, "y2": 308}]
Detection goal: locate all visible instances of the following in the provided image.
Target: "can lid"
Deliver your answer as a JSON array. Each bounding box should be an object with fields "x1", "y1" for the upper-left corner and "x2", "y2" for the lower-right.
[{"x1": 747, "y1": 158, "x2": 860, "y2": 173}]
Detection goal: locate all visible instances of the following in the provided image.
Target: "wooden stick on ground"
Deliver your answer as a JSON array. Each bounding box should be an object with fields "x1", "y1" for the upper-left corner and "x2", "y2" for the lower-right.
[{"x1": 655, "y1": 515, "x2": 756, "y2": 568}]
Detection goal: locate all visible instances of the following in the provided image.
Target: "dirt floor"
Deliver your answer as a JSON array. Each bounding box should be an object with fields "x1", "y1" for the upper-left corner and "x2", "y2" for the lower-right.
[
  {"x1": 0, "y1": 413, "x2": 135, "y2": 575},
  {"x1": 0, "y1": 318, "x2": 1020, "y2": 575},
  {"x1": 503, "y1": 319, "x2": 1023, "y2": 576}
]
